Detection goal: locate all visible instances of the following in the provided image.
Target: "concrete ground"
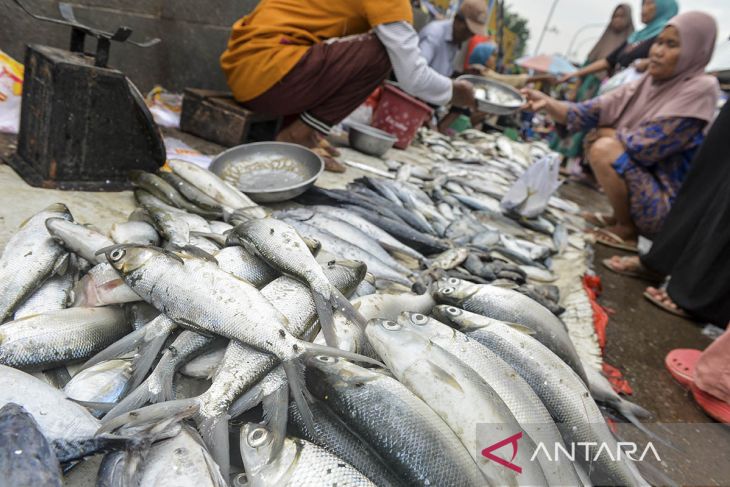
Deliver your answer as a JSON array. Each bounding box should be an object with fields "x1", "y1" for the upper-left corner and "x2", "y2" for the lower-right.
[{"x1": 0, "y1": 131, "x2": 727, "y2": 485}]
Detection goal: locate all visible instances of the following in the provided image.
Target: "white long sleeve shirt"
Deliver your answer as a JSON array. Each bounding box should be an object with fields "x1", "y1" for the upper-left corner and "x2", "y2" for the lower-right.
[{"x1": 375, "y1": 21, "x2": 453, "y2": 106}]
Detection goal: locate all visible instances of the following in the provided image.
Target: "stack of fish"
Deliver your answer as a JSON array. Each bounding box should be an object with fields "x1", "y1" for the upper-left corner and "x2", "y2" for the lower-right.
[{"x1": 0, "y1": 135, "x2": 655, "y2": 486}]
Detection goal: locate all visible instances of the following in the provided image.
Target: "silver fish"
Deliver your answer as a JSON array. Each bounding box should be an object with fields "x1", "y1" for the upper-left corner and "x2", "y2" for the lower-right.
[
  {"x1": 45, "y1": 218, "x2": 114, "y2": 265},
  {"x1": 110, "y1": 221, "x2": 160, "y2": 246},
  {"x1": 158, "y1": 170, "x2": 226, "y2": 213},
  {"x1": 306, "y1": 356, "x2": 486, "y2": 486},
  {"x1": 213, "y1": 246, "x2": 278, "y2": 288},
  {"x1": 13, "y1": 256, "x2": 77, "y2": 319},
  {"x1": 0, "y1": 364, "x2": 99, "y2": 442},
  {"x1": 397, "y1": 311, "x2": 583, "y2": 486},
  {"x1": 0, "y1": 203, "x2": 72, "y2": 322},
  {"x1": 240, "y1": 422, "x2": 376, "y2": 487},
  {"x1": 167, "y1": 159, "x2": 265, "y2": 218},
  {"x1": 438, "y1": 306, "x2": 648, "y2": 486},
  {"x1": 366, "y1": 318, "x2": 547, "y2": 486},
  {"x1": 0, "y1": 307, "x2": 131, "y2": 370},
  {"x1": 64, "y1": 358, "x2": 134, "y2": 406},
  {"x1": 129, "y1": 170, "x2": 220, "y2": 219},
  {"x1": 180, "y1": 345, "x2": 226, "y2": 379},
  {"x1": 229, "y1": 218, "x2": 368, "y2": 347},
  {"x1": 432, "y1": 277, "x2": 587, "y2": 384},
  {"x1": 72, "y1": 262, "x2": 141, "y2": 307}
]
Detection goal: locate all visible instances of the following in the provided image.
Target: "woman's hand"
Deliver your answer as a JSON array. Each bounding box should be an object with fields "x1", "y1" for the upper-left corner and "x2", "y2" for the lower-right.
[{"x1": 521, "y1": 88, "x2": 551, "y2": 112}]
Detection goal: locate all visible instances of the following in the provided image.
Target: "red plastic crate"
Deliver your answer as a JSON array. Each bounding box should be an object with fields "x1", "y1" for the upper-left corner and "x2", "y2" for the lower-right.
[{"x1": 372, "y1": 83, "x2": 433, "y2": 149}]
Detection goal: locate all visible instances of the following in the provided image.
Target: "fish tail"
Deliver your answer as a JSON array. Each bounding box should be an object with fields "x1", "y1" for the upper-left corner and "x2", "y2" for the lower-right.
[
  {"x1": 196, "y1": 413, "x2": 232, "y2": 481},
  {"x1": 80, "y1": 321, "x2": 175, "y2": 388},
  {"x1": 615, "y1": 397, "x2": 652, "y2": 420},
  {"x1": 98, "y1": 397, "x2": 199, "y2": 434},
  {"x1": 622, "y1": 408, "x2": 680, "y2": 452},
  {"x1": 312, "y1": 289, "x2": 339, "y2": 347},
  {"x1": 300, "y1": 341, "x2": 384, "y2": 367},
  {"x1": 283, "y1": 359, "x2": 316, "y2": 437},
  {"x1": 330, "y1": 287, "x2": 369, "y2": 331}
]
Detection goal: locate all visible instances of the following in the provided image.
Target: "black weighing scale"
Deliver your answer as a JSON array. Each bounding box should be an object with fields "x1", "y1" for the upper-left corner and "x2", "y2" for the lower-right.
[{"x1": 8, "y1": 0, "x2": 166, "y2": 191}]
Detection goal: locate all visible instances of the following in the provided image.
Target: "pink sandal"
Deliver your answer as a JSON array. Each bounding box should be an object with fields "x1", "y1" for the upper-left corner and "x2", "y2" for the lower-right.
[
  {"x1": 664, "y1": 349, "x2": 701, "y2": 388},
  {"x1": 691, "y1": 383, "x2": 730, "y2": 423}
]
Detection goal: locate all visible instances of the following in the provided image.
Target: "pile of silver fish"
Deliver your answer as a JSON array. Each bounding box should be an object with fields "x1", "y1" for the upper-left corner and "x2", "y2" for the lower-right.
[{"x1": 0, "y1": 137, "x2": 657, "y2": 486}]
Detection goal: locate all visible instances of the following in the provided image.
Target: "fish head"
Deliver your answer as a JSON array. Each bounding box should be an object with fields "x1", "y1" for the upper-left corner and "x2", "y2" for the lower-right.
[
  {"x1": 101, "y1": 245, "x2": 167, "y2": 276},
  {"x1": 304, "y1": 355, "x2": 381, "y2": 400},
  {"x1": 397, "y1": 312, "x2": 457, "y2": 342},
  {"x1": 239, "y1": 422, "x2": 274, "y2": 476},
  {"x1": 364, "y1": 318, "x2": 432, "y2": 378},
  {"x1": 430, "y1": 304, "x2": 467, "y2": 327},
  {"x1": 431, "y1": 277, "x2": 478, "y2": 304}
]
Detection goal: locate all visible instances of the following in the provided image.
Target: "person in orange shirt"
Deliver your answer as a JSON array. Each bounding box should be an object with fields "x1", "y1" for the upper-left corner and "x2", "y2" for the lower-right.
[{"x1": 220, "y1": 0, "x2": 483, "y2": 170}]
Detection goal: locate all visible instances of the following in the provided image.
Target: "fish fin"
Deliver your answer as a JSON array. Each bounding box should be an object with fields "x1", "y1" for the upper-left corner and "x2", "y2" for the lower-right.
[
  {"x1": 312, "y1": 290, "x2": 339, "y2": 347},
  {"x1": 102, "y1": 377, "x2": 157, "y2": 423},
  {"x1": 261, "y1": 383, "x2": 288, "y2": 462},
  {"x1": 70, "y1": 399, "x2": 117, "y2": 412},
  {"x1": 422, "y1": 360, "x2": 465, "y2": 393},
  {"x1": 283, "y1": 359, "x2": 316, "y2": 437},
  {"x1": 52, "y1": 252, "x2": 70, "y2": 276},
  {"x1": 168, "y1": 243, "x2": 219, "y2": 264},
  {"x1": 195, "y1": 412, "x2": 231, "y2": 480},
  {"x1": 505, "y1": 322, "x2": 537, "y2": 335},
  {"x1": 331, "y1": 287, "x2": 369, "y2": 330},
  {"x1": 228, "y1": 383, "x2": 265, "y2": 421},
  {"x1": 301, "y1": 341, "x2": 384, "y2": 368},
  {"x1": 99, "y1": 398, "x2": 199, "y2": 434},
  {"x1": 614, "y1": 396, "x2": 652, "y2": 420}
]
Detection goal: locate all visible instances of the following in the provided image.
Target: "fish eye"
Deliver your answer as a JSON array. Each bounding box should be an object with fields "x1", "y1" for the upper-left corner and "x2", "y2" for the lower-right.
[
  {"x1": 315, "y1": 355, "x2": 335, "y2": 363},
  {"x1": 448, "y1": 278, "x2": 460, "y2": 286},
  {"x1": 447, "y1": 307, "x2": 461, "y2": 316},
  {"x1": 411, "y1": 314, "x2": 428, "y2": 325},
  {"x1": 247, "y1": 427, "x2": 269, "y2": 447},
  {"x1": 381, "y1": 320, "x2": 401, "y2": 331},
  {"x1": 109, "y1": 248, "x2": 126, "y2": 262},
  {"x1": 442, "y1": 287, "x2": 454, "y2": 295}
]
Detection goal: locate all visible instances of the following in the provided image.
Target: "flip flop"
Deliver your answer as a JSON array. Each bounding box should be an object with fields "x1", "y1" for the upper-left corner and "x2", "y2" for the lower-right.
[
  {"x1": 691, "y1": 383, "x2": 730, "y2": 423},
  {"x1": 643, "y1": 290, "x2": 694, "y2": 319},
  {"x1": 601, "y1": 256, "x2": 663, "y2": 281},
  {"x1": 593, "y1": 228, "x2": 638, "y2": 252},
  {"x1": 664, "y1": 349, "x2": 701, "y2": 388}
]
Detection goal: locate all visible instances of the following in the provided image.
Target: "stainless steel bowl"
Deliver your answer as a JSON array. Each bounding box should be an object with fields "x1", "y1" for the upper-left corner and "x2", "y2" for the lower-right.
[
  {"x1": 209, "y1": 142, "x2": 324, "y2": 203},
  {"x1": 348, "y1": 122, "x2": 398, "y2": 157},
  {"x1": 457, "y1": 74, "x2": 526, "y2": 115}
]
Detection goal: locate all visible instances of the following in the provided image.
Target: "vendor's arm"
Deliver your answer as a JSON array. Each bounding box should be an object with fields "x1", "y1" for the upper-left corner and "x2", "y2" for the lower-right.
[
  {"x1": 375, "y1": 22, "x2": 456, "y2": 106},
  {"x1": 482, "y1": 69, "x2": 530, "y2": 89},
  {"x1": 521, "y1": 88, "x2": 572, "y2": 125},
  {"x1": 558, "y1": 59, "x2": 610, "y2": 84},
  {"x1": 616, "y1": 117, "x2": 706, "y2": 167}
]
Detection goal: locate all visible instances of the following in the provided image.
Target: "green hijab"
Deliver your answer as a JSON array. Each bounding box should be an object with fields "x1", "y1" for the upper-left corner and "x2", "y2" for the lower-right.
[{"x1": 628, "y1": 0, "x2": 679, "y2": 43}]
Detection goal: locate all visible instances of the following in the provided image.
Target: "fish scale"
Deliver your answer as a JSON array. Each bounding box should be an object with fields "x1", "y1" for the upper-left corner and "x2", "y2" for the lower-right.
[{"x1": 0, "y1": 203, "x2": 72, "y2": 323}]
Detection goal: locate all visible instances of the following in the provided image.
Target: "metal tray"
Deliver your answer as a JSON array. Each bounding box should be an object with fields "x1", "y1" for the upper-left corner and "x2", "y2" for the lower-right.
[
  {"x1": 457, "y1": 74, "x2": 526, "y2": 115},
  {"x1": 209, "y1": 142, "x2": 324, "y2": 203}
]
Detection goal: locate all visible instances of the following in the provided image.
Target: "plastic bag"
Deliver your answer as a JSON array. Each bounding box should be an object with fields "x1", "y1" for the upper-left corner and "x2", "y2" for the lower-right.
[
  {"x1": 146, "y1": 86, "x2": 183, "y2": 128},
  {"x1": 501, "y1": 154, "x2": 562, "y2": 218},
  {"x1": 598, "y1": 66, "x2": 643, "y2": 95},
  {"x1": 164, "y1": 137, "x2": 212, "y2": 168},
  {"x1": 0, "y1": 50, "x2": 24, "y2": 134}
]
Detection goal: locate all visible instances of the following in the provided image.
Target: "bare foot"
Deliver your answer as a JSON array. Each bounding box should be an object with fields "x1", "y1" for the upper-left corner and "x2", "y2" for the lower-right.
[
  {"x1": 276, "y1": 119, "x2": 321, "y2": 149},
  {"x1": 607, "y1": 255, "x2": 641, "y2": 271},
  {"x1": 318, "y1": 138, "x2": 341, "y2": 157},
  {"x1": 601, "y1": 224, "x2": 638, "y2": 243}
]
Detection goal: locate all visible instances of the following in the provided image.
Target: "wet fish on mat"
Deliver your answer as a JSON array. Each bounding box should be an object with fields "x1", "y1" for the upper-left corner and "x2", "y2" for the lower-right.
[
  {"x1": 0, "y1": 203, "x2": 72, "y2": 322},
  {"x1": 366, "y1": 318, "x2": 547, "y2": 486},
  {"x1": 110, "y1": 221, "x2": 160, "y2": 246},
  {"x1": 167, "y1": 159, "x2": 266, "y2": 218},
  {"x1": 305, "y1": 356, "x2": 486, "y2": 486},
  {"x1": 13, "y1": 255, "x2": 78, "y2": 320},
  {"x1": 228, "y1": 217, "x2": 370, "y2": 347},
  {"x1": 432, "y1": 277, "x2": 588, "y2": 384},
  {"x1": 434, "y1": 305, "x2": 649, "y2": 487},
  {"x1": 45, "y1": 218, "x2": 115, "y2": 265},
  {"x1": 0, "y1": 307, "x2": 131, "y2": 370},
  {"x1": 396, "y1": 311, "x2": 583, "y2": 486},
  {"x1": 240, "y1": 422, "x2": 376, "y2": 487}
]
